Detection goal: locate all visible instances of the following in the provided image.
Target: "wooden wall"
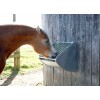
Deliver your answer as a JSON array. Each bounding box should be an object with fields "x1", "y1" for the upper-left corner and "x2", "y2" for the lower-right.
[{"x1": 41, "y1": 14, "x2": 100, "y2": 86}]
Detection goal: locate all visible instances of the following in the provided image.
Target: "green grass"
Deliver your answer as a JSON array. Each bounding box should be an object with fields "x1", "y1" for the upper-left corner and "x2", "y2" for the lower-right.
[{"x1": 0, "y1": 45, "x2": 43, "y2": 79}]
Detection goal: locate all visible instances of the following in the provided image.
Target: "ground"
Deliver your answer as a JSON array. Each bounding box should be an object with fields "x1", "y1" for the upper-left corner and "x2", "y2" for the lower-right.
[
  {"x1": 0, "y1": 45, "x2": 43, "y2": 86},
  {"x1": 0, "y1": 68, "x2": 43, "y2": 86}
]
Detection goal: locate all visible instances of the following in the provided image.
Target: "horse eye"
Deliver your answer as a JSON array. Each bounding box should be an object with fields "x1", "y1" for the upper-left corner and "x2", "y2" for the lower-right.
[
  {"x1": 45, "y1": 39, "x2": 50, "y2": 45},
  {"x1": 46, "y1": 40, "x2": 49, "y2": 44}
]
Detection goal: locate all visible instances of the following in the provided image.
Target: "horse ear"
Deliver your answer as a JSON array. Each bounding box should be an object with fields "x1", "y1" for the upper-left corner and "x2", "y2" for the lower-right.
[{"x1": 36, "y1": 26, "x2": 41, "y2": 33}]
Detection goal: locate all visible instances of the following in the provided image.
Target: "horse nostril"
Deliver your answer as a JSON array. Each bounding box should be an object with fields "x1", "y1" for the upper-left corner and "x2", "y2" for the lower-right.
[
  {"x1": 55, "y1": 52, "x2": 58, "y2": 56},
  {"x1": 51, "y1": 52, "x2": 58, "y2": 59}
]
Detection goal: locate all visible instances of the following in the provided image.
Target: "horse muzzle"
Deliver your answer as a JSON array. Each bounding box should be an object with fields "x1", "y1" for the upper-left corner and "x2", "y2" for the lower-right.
[
  {"x1": 51, "y1": 52, "x2": 58, "y2": 58},
  {"x1": 49, "y1": 51, "x2": 58, "y2": 59}
]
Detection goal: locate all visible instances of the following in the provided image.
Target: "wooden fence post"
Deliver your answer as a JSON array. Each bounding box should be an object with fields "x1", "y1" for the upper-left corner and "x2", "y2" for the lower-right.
[
  {"x1": 14, "y1": 48, "x2": 20, "y2": 69},
  {"x1": 12, "y1": 14, "x2": 20, "y2": 69}
]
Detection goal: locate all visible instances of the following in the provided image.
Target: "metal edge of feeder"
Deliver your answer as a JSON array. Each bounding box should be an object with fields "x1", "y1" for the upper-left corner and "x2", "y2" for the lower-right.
[
  {"x1": 39, "y1": 55, "x2": 58, "y2": 67},
  {"x1": 56, "y1": 42, "x2": 78, "y2": 72}
]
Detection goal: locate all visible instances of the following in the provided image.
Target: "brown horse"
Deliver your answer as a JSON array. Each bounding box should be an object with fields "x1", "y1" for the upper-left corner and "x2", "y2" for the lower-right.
[{"x1": 0, "y1": 25, "x2": 57, "y2": 74}]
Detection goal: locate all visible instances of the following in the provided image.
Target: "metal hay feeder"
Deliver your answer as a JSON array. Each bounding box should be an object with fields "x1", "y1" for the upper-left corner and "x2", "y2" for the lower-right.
[{"x1": 39, "y1": 42, "x2": 78, "y2": 72}]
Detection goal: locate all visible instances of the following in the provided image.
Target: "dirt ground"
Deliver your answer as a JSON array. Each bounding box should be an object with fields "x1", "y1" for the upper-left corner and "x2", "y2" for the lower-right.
[{"x1": 0, "y1": 68, "x2": 43, "y2": 86}]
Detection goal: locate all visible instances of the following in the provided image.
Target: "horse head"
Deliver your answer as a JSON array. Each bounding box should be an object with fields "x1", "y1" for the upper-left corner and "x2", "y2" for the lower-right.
[{"x1": 33, "y1": 26, "x2": 57, "y2": 58}]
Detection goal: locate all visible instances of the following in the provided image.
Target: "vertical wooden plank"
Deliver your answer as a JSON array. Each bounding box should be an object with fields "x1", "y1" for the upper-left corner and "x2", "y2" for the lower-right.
[
  {"x1": 70, "y1": 15, "x2": 78, "y2": 85},
  {"x1": 99, "y1": 15, "x2": 100, "y2": 86},
  {"x1": 54, "y1": 67, "x2": 63, "y2": 86},
  {"x1": 50, "y1": 14, "x2": 61, "y2": 86},
  {"x1": 53, "y1": 14, "x2": 64, "y2": 86},
  {"x1": 63, "y1": 15, "x2": 72, "y2": 85},
  {"x1": 43, "y1": 65, "x2": 54, "y2": 86},
  {"x1": 63, "y1": 70, "x2": 71, "y2": 85},
  {"x1": 51, "y1": 14, "x2": 60, "y2": 42},
  {"x1": 71, "y1": 15, "x2": 86, "y2": 85},
  {"x1": 72, "y1": 15, "x2": 81, "y2": 85},
  {"x1": 92, "y1": 15, "x2": 100, "y2": 86},
  {"x1": 85, "y1": 15, "x2": 92, "y2": 85},
  {"x1": 59, "y1": 14, "x2": 67, "y2": 42},
  {"x1": 43, "y1": 65, "x2": 47, "y2": 86}
]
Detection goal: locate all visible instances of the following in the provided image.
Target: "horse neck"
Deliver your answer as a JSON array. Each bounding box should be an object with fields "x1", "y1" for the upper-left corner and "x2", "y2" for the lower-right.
[{"x1": 2, "y1": 27, "x2": 37, "y2": 58}]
